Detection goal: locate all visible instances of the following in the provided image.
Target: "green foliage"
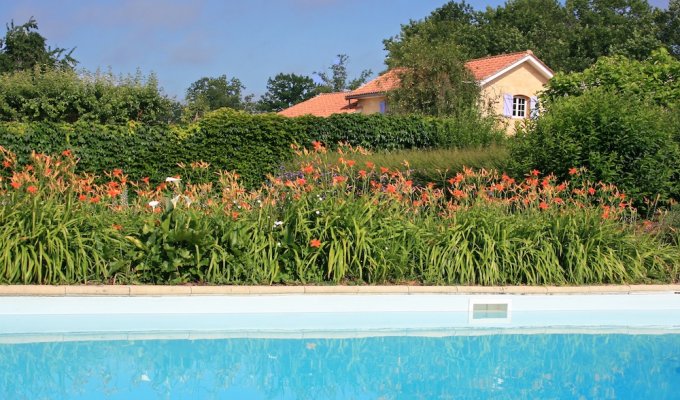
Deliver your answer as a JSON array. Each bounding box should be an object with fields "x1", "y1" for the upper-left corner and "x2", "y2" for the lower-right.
[
  {"x1": 186, "y1": 109, "x2": 301, "y2": 187},
  {"x1": 543, "y1": 48, "x2": 680, "y2": 108},
  {"x1": 0, "y1": 152, "x2": 677, "y2": 285},
  {"x1": 314, "y1": 54, "x2": 372, "y2": 92},
  {"x1": 509, "y1": 89, "x2": 680, "y2": 204},
  {"x1": 0, "y1": 110, "x2": 503, "y2": 188},
  {"x1": 384, "y1": 0, "x2": 669, "y2": 73},
  {"x1": 656, "y1": 0, "x2": 680, "y2": 57},
  {"x1": 0, "y1": 17, "x2": 76, "y2": 73},
  {"x1": 386, "y1": 33, "x2": 480, "y2": 116},
  {"x1": 292, "y1": 112, "x2": 504, "y2": 151},
  {"x1": 0, "y1": 67, "x2": 179, "y2": 124},
  {"x1": 258, "y1": 73, "x2": 320, "y2": 112},
  {"x1": 183, "y1": 75, "x2": 252, "y2": 121},
  {"x1": 286, "y1": 145, "x2": 509, "y2": 187}
]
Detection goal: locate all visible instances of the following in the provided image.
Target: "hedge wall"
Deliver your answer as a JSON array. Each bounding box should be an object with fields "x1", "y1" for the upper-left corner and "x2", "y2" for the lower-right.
[{"x1": 0, "y1": 109, "x2": 503, "y2": 187}]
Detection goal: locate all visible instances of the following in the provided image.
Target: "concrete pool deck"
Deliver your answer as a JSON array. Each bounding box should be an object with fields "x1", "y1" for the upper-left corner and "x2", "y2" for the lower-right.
[{"x1": 0, "y1": 284, "x2": 679, "y2": 296}]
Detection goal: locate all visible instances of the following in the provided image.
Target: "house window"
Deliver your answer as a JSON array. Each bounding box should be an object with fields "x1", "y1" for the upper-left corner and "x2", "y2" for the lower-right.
[
  {"x1": 512, "y1": 96, "x2": 527, "y2": 118},
  {"x1": 379, "y1": 101, "x2": 386, "y2": 114},
  {"x1": 503, "y1": 93, "x2": 533, "y2": 119}
]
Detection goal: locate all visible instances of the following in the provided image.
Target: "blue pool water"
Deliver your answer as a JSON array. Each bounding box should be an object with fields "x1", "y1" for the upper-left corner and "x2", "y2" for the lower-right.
[{"x1": 2, "y1": 331, "x2": 679, "y2": 399}]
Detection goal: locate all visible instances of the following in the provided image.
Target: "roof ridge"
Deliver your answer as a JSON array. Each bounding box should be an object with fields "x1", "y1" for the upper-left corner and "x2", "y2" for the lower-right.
[{"x1": 464, "y1": 50, "x2": 533, "y2": 64}]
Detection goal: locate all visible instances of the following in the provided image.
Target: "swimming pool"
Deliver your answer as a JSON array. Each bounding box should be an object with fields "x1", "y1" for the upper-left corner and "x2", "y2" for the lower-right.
[{"x1": 1, "y1": 293, "x2": 679, "y2": 399}]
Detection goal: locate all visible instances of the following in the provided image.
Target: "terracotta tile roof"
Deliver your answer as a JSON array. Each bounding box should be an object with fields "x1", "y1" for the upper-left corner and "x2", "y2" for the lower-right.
[
  {"x1": 277, "y1": 92, "x2": 358, "y2": 117},
  {"x1": 279, "y1": 50, "x2": 553, "y2": 117},
  {"x1": 345, "y1": 68, "x2": 406, "y2": 99},
  {"x1": 464, "y1": 50, "x2": 553, "y2": 81}
]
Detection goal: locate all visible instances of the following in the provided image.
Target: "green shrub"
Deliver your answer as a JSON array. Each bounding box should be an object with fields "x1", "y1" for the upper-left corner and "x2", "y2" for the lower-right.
[
  {"x1": 509, "y1": 89, "x2": 680, "y2": 205},
  {"x1": 0, "y1": 108, "x2": 504, "y2": 188},
  {"x1": 1, "y1": 150, "x2": 678, "y2": 286},
  {"x1": 0, "y1": 67, "x2": 179, "y2": 124}
]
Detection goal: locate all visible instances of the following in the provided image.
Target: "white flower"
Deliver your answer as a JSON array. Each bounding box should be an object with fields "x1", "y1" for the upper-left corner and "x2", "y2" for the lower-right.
[
  {"x1": 276, "y1": 242, "x2": 281, "y2": 247},
  {"x1": 165, "y1": 177, "x2": 181, "y2": 183},
  {"x1": 183, "y1": 196, "x2": 193, "y2": 206},
  {"x1": 273, "y1": 220, "x2": 284, "y2": 228},
  {"x1": 148, "y1": 200, "x2": 160, "y2": 208},
  {"x1": 315, "y1": 210, "x2": 321, "y2": 215},
  {"x1": 171, "y1": 195, "x2": 181, "y2": 207}
]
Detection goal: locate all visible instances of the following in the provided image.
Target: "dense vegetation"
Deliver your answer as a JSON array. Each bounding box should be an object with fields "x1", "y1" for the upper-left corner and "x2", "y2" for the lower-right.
[
  {"x1": 385, "y1": 0, "x2": 679, "y2": 73},
  {"x1": 0, "y1": 146, "x2": 677, "y2": 285},
  {"x1": 510, "y1": 50, "x2": 680, "y2": 206},
  {"x1": 0, "y1": 109, "x2": 504, "y2": 188},
  {"x1": 1, "y1": 3, "x2": 679, "y2": 287}
]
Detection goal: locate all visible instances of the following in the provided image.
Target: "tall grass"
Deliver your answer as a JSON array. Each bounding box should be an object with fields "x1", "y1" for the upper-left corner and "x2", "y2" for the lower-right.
[
  {"x1": 0, "y1": 145, "x2": 677, "y2": 285},
  {"x1": 284, "y1": 145, "x2": 509, "y2": 186}
]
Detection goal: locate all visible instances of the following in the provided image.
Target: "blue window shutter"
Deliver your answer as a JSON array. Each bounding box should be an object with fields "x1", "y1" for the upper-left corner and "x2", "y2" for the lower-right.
[
  {"x1": 503, "y1": 94, "x2": 513, "y2": 117},
  {"x1": 379, "y1": 101, "x2": 386, "y2": 114},
  {"x1": 530, "y1": 96, "x2": 538, "y2": 118}
]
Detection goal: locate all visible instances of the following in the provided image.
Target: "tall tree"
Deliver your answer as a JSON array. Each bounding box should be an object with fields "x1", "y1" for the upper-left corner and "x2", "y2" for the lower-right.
[
  {"x1": 387, "y1": 32, "x2": 480, "y2": 117},
  {"x1": 258, "y1": 73, "x2": 319, "y2": 112},
  {"x1": 384, "y1": 0, "x2": 667, "y2": 73},
  {"x1": 0, "y1": 17, "x2": 76, "y2": 73},
  {"x1": 656, "y1": 0, "x2": 680, "y2": 57},
  {"x1": 314, "y1": 54, "x2": 372, "y2": 92},
  {"x1": 183, "y1": 75, "x2": 248, "y2": 121}
]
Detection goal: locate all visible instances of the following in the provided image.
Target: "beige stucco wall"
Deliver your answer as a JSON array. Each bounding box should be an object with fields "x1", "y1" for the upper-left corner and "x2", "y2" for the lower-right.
[
  {"x1": 480, "y1": 62, "x2": 550, "y2": 134},
  {"x1": 357, "y1": 96, "x2": 386, "y2": 114}
]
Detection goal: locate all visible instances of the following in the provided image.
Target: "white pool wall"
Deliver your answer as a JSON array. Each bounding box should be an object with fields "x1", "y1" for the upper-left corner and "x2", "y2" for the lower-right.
[{"x1": 1, "y1": 293, "x2": 679, "y2": 335}]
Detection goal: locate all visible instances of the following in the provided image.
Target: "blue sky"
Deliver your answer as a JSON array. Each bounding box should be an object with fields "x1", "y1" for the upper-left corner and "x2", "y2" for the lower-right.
[{"x1": 0, "y1": 0, "x2": 670, "y2": 101}]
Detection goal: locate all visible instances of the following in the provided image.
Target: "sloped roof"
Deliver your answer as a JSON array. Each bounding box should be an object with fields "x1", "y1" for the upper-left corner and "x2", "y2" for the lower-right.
[
  {"x1": 277, "y1": 92, "x2": 358, "y2": 117},
  {"x1": 278, "y1": 51, "x2": 553, "y2": 117},
  {"x1": 345, "y1": 68, "x2": 406, "y2": 99},
  {"x1": 465, "y1": 50, "x2": 554, "y2": 82}
]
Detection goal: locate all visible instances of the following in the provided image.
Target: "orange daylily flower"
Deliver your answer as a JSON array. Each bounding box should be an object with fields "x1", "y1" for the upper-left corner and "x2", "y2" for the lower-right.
[{"x1": 310, "y1": 238, "x2": 322, "y2": 248}]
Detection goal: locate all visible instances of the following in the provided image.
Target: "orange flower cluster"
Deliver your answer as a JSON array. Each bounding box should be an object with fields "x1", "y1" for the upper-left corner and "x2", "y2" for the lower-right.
[{"x1": 0, "y1": 144, "x2": 636, "y2": 226}]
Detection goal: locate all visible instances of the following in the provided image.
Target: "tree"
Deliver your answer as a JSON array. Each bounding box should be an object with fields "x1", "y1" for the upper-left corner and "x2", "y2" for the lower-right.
[
  {"x1": 384, "y1": 0, "x2": 667, "y2": 74},
  {"x1": 183, "y1": 75, "x2": 249, "y2": 121},
  {"x1": 0, "y1": 67, "x2": 179, "y2": 124},
  {"x1": 384, "y1": 1, "x2": 485, "y2": 65},
  {"x1": 656, "y1": 0, "x2": 680, "y2": 57},
  {"x1": 386, "y1": 29, "x2": 480, "y2": 117},
  {"x1": 542, "y1": 48, "x2": 680, "y2": 108},
  {"x1": 314, "y1": 54, "x2": 372, "y2": 92},
  {"x1": 258, "y1": 73, "x2": 319, "y2": 112},
  {"x1": 0, "y1": 17, "x2": 76, "y2": 73}
]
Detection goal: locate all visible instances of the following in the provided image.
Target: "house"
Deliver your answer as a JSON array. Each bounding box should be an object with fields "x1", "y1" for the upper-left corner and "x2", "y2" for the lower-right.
[{"x1": 279, "y1": 50, "x2": 554, "y2": 133}]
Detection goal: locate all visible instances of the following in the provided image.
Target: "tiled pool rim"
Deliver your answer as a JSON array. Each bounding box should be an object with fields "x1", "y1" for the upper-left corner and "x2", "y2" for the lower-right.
[{"x1": 0, "y1": 284, "x2": 679, "y2": 296}]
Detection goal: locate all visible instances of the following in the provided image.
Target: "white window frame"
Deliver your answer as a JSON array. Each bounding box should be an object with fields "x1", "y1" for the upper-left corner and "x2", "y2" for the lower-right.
[{"x1": 512, "y1": 96, "x2": 527, "y2": 118}]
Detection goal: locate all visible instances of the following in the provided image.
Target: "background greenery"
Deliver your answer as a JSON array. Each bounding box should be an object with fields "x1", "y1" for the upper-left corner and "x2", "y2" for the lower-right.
[{"x1": 0, "y1": 109, "x2": 504, "y2": 188}]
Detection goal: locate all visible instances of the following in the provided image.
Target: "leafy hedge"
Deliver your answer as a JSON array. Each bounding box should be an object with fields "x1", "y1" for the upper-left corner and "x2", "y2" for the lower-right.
[
  {"x1": 0, "y1": 109, "x2": 504, "y2": 187},
  {"x1": 509, "y1": 89, "x2": 680, "y2": 205}
]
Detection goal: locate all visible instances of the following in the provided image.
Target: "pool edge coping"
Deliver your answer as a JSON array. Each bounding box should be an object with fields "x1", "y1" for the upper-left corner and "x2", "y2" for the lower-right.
[{"x1": 0, "y1": 284, "x2": 678, "y2": 296}]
